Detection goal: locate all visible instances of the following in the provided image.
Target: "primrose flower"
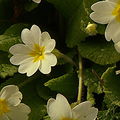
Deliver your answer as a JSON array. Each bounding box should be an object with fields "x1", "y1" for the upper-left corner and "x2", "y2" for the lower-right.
[
  {"x1": 47, "y1": 94, "x2": 98, "y2": 120},
  {"x1": 9, "y1": 25, "x2": 57, "y2": 76},
  {"x1": 0, "y1": 85, "x2": 31, "y2": 120},
  {"x1": 90, "y1": 0, "x2": 120, "y2": 43},
  {"x1": 32, "y1": 0, "x2": 41, "y2": 3}
]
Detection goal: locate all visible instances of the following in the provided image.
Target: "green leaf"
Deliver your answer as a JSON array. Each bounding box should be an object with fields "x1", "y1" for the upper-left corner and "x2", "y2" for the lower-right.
[
  {"x1": 0, "y1": 24, "x2": 30, "y2": 52},
  {"x1": 47, "y1": 0, "x2": 105, "y2": 47},
  {"x1": 44, "y1": 72, "x2": 78, "y2": 99},
  {"x1": 43, "y1": 116, "x2": 51, "y2": 120},
  {"x1": 84, "y1": 64, "x2": 107, "y2": 104},
  {"x1": 46, "y1": 0, "x2": 83, "y2": 47},
  {"x1": 98, "y1": 105, "x2": 120, "y2": 120},
  {"x1": 0, "y1": 35, "x2": 20, "y2": 52},
  {"x1": 4, "y1": 24, "x2": 29, "y2": 36},
  {"x1": 37, "y1": 84, "x2": 56, "y2": 100},
  {"x1": 0, "y1": 74, "x2": 47, "y2": 120},
  {"x1": 24, "y1": 2, "x2": 39, "y2": 12},
  {"x1": 66, "y1": 5, "x2": 88, "y2": 47},
  {"x1": 47, "y1": 0, "x2": 82, "y2": 18},
  {"x1": 78, "y1": 35, "x2": 120, "y2": 65},
  {"x1": 102, "y1": 66, "x2": 120, "y2": 106},
  {"x1": 0, "y1": 64, "x2": 17, "y2": 78},
  {"x1": 104, "y1": 93, "x2": 120, "y2": 107}
]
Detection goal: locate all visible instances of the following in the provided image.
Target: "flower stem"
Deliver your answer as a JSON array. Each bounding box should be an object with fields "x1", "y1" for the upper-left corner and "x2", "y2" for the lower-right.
[
  {"x1": 77, "y1": 54, "x2": 83, "y2": 103},
  {"x1": 62, "y1": 53, "x2": 77, "y2": 67},
  {"x1": 52, "y1": 49, "x2": 77, "y2": 67}
]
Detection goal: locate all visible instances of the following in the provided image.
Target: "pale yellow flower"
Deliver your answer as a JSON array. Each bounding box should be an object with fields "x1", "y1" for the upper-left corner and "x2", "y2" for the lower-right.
[
  {"x1": 47, "y1": 94, "x2": 98, "y2": 120},
  {"x1": 9, "y1": 25, "x2": 57, "y2": 76},
  {"x1": 90, "y1": 0, "x2": 120, "y2": 43},
  {"x1": 0, "y1": 85, "x2": 31, "y2": 120}
]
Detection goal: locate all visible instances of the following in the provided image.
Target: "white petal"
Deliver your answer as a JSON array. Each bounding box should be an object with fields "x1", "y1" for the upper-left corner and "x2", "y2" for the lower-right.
[
  {"x1": 30, "y1": 25, "x2": 41, "y2": 45},
  {"x1": 16, "y1": 103, "x2": 31, "y2": 114},
  {"x1": 72, "y1": 101, "x2": 98, "y2": 120},
  {"x1": 90, "y1": 1, "x2": 115, "y2": 24},
  {"x1": 44, "y1": 53, "x2": 57, "y2": 66},
  {"x1": 47, "y1": 94, "x2": 72, "y2": 120},
  {"x1": 41, "y1": 32, "x2": 56, "y2": 52},
  {"x1": 21, "y1": 28, "x2": 34, "y2": 47},
  {"x1": 9, "y1": 44, "x2": 31, "y2": 55},
  {"x1": 10, "y1": 55, "x2": 30, "y2": 65},
  {"x1": 18, "y1": 59, "x2": 40, "y2": 77},
  {"x1": 91, "y1": 1, "x2": 115, "y2": 12},
  {"x1": 45, "y1": 39, "x2": 56, "y2": 53},
  {"x1": 0, "y1": 85, "x2": 22, "y2": 106},
  {"x1": 26, "y1": 61, "x2": 40, "y2": 76},
  {"x1": 90, "y1": 12, "x2": 114, "y2": 24},
  {"x1": 105, "y1": 19, "x2": 120, "y2": 41},
  {"x1": 32, "y1": 0, "x2": 41, "y2": 3},
  {"x1": 39, "y1": 54, "x2": 57, "y2": 74},
  {"x1": 39, "y1": 59, "x2": 51, "y2": 74},
  {"x1": 7, "y1": 92, "x2": 22, "y2": 106},
  {"x1": 112, "y1": 29, "x2": 120, "y2": 43},
  {"x1": 114, "y1": 41, "x2": 120, "y2": 53},
  {"x1": 18, "y1": 58, "x2": 34, "y2": 73},
  {"x1": 0, "y1": 115, "x2": 9, "y2": 120},
  {"x1": 41, "y1": 32, "x2": 51, "y2": 41},
  {"x1": 7, "y1": 103, "x2": 30, "y2": 120},
  {"x1": 90, "y1": 12, "x2": 112, "y2": 24}
]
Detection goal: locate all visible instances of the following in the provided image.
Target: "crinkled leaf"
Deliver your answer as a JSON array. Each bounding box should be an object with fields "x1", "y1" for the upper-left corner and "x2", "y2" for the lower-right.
[
  {"x1": 78, "y1": 35, "x2": 120, "y2": 65},
  {"x1": 0, "y1": 24, "x2": 29, "y2": 52},
  {"x1": 0, "y1": 35, "x2": 20, "y2": 52},
  {"x1": 0, "y1": 64, "x2": 17, "y2": 78},
  {"x1": 4, "y1": 23, "x2": 29, "y2": 36},
  {"x1": 98, "y1": 105, "x2": 120, "y2": 120},
  {"x1": 44, "y1": 72, "x2": 78, "y2": 99},
  {"x1": 102, "y1": 67, "x2": 120, "y2": 106}
]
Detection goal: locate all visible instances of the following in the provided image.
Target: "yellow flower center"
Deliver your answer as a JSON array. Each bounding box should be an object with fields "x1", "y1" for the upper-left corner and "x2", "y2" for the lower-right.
[
  {"x1": 29, "y1": 44, "x2": 45, "y2": 62},
  {"x1": 112, "y1": 2, "x2": 120, "y2": 22},
  {"x1": 0, "y1": 99, "x2": 10, "y2": 116}
]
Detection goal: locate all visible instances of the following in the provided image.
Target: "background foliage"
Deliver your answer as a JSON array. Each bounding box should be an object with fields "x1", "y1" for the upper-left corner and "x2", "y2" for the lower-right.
[{"x1": 0, "y1": 0, "x2": 120, "y2": 119}]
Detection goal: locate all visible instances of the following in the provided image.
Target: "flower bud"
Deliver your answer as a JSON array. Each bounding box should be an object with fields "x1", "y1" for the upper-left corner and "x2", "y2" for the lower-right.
[{"x1": 85, "y1": 22, "x2": 97, "y2": 36}]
